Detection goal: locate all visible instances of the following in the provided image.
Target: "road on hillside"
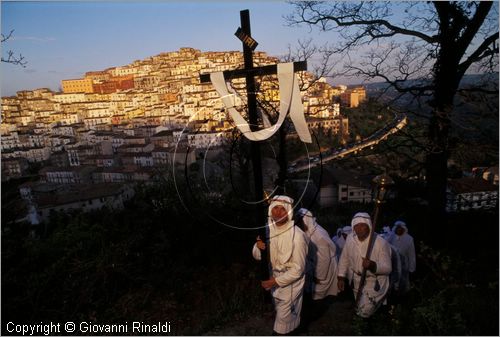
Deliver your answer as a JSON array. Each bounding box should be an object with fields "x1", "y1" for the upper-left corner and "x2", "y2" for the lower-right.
[{"x1": 288, "y1": 114, "x2": 408, "y2": 174}]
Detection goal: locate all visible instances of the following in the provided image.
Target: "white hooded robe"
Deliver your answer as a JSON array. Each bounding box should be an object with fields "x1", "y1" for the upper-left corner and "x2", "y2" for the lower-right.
[
  {"x1": 299, "y1": 208, "x2": 339, "y2": 300},
  {"x1": 389, "y1": 221, "x2": 416, "y2": 292},
  {"x1": 338, "y1": 212, "x2": 392, "y2": 318},
  {"x1": 252, "y1": 196, "x2": 308, "y2": 334}
]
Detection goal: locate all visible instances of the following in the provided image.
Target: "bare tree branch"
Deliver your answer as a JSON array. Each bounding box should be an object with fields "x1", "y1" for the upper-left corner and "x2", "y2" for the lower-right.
[
  {"x1": 458, "y1": 31, "x2": 499, "y2": 75},
  {"x1": 285, "y1": 1, "x2": 498, "y2": 218},
  {"x1": 1, "y1": 30, "x2": 14, "y2": 43},
  {"x1": 458, "y1": 2, "x2": 494, "y2": 51},
  {"x1": 1, "y1": 29, "x2": 27, "y2": 68},
  {"x1": 287, "y1": 1, "x2": 438, "y2": 44}
]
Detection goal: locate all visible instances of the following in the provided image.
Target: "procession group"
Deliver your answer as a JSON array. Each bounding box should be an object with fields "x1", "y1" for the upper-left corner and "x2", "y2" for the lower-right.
[{"x1": 252, "y1": 195, "x2": 416, "y2": 335}]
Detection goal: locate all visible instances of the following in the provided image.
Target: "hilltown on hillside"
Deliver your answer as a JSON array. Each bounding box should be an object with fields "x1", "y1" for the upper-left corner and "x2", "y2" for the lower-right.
[
  {"x1": 2, "y1": 47, "x2": 497, "y2": 226},
  {"x1": 2, "y1": 48, "x2": 368, "y2": 225}
]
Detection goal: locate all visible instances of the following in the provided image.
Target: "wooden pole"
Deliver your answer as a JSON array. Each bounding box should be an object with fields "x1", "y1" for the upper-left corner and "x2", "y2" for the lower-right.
[
  {"x1": 355, "y1": 174, "x2": 394, "y2": 307},
  {"x1": 354, "y1": 204, "x2": 382, "y2": 307},
  {"x1": 240, "y1": 10, "x2": 268, "y2": 280},
  {"x1": 198, "y1": 10, "x2": 307, "y2": 281}
]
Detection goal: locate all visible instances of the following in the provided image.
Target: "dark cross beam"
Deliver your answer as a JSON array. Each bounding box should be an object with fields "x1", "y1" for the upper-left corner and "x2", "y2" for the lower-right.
[
  {"x1": 199, "y1": 62, "x2": 307, "y2": 83},
  {"x1": 199, "y1": 9, "x2": 307, "y2": 281}
]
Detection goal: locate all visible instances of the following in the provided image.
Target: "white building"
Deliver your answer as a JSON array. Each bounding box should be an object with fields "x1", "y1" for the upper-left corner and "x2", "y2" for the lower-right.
[
  {"x1": 133, "y1": 153, "x2": 154, "y2": 167},
  {"x1": 53, "y1": 93, "x2": 87, "y2": 104},
  {"x1": 21, "y1": 183, "x2": 135, "y2": 224},
  {"x1": 187, "y1": 131, "x2": 227, "y2": 149},
  {"x1": 40, "y1": 165, "x2": 96, "y2": 184},
  {"x1": 1, "y1": 131, "x2": 20, "y2": 150},
  {"x1": 319, "y1": 167, "x2": 373, "y2": 207},
  {"x1": 17, "y1": 147, "x2": 52, "y2": 163},
  {"x1": 447, "y1": 177, "x2": 498, "y2": 212}
]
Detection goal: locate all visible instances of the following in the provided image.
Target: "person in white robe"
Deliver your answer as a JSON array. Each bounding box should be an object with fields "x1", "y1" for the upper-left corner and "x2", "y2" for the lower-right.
[
  {"x1": 332, "y1": 225, "x2": 351, "y2": 254},
  {"x1": 388, "y1": 220, "x2": 416, "y2": 293},
  {"x1": 380, "y1": 226, "x2": 402, "y2": 292},
  {"x1": 252, "y1": 195, "x2": 308, "y2": 335},
  {"x1": 296, "y1": 208, "x2": 339, "y2": 300},
  {"x1": 380, "y1": 226, "x2": 393, "y2": 241},
  {"x1": 332, "y1": 227, "x2": 342, "y2": 248},
  {"x1": 337, "y1": 212, "x2": 392, "y2": 318},
  {"x1": 340, "y1": 226, "x2": 352, "y2": 250},
  {"x1": 336, "y1": 226, "x2": 354, "y2": 284}
]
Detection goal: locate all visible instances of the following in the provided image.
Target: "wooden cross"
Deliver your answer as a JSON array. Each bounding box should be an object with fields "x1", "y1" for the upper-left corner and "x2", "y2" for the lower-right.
[{"x1": 199, "y1": 9, "x2": 307, "y2": 280}]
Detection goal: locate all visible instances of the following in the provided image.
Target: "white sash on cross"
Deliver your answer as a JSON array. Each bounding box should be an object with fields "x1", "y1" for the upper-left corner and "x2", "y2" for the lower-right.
[{"x1": 210, "y1": 62, "x2": 312, "y2": 143}]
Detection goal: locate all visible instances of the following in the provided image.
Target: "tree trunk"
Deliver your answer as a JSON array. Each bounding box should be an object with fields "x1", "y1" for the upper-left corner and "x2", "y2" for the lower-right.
[{"x1": 426, "y1": 10, "x2": 461, "y2": 242}]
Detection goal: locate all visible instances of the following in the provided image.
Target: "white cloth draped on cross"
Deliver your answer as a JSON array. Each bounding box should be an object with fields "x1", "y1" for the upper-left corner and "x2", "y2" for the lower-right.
[{"x1": 210, "y1": 62, "x2": 312, "y2": 143}]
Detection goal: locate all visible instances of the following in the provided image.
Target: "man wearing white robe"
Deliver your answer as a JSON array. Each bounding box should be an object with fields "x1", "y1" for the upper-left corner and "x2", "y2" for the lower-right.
[
  {"x1": 340, "y1": 226, "x2": 352, "y2": 251},
  {"x1": 336, "y1": 226, "x2": 354, "y2": 284},
  {"x1": 337, "y1": 212, "x2": 392, "y2": 318},
  {"x1": 297, "y1": 208, "x2": 339, "y2": 300},
  {"x1": 389, "y1": 220, "x2": 416, "y2": 293},
  {"x1": 380, "y1": 226, "x2": 402, "y2": 292},
  {"x1": 332, "y1": 228, "x2": 342, "y2": 249},
  {"x1": 332, "y1": 226, "x2": 351, "y2": 254},
  {"x1": 252, "y1": 195, "x2": 308, "y2": 335}
]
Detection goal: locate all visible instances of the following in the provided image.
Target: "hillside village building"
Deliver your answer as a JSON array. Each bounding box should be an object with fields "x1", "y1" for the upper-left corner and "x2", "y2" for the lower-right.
[
  {"x1": 319, "y1": 166, "x2": 373, "y2": 207},
  {"x1": 19, "y1": 182, "x2": 135, "y2": 224},
  {"x1": 2, "y1": 47, "x2": 355, "y2": 223},
  {"x1": 447, "y1": 177, "x2": 498, "y2": 212},
  {"x1": 340, "y1": 86, "x2": 367, "y2": 108},
  {"x1": 61, "y1": 78, "x2": 94, "y2": 94}
]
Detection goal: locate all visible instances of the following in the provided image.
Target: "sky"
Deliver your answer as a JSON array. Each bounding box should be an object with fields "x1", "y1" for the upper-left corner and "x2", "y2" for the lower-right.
[{"x1": 1, "y1": 1, "x2": 338, "y2": 96}]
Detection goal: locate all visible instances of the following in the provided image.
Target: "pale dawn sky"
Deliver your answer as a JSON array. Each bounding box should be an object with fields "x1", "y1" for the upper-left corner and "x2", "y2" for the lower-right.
[{"x1": 1, "y1": 1, "x2": 338, "y2": 96}]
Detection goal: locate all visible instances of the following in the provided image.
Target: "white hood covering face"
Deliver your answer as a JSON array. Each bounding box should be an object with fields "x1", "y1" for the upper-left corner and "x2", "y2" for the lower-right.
[
  {"x1": 337, "y1": 212, "x2": 392, "y2": 318},
  {"x1": 392, "y1": 220, "x2": 408, "y2": 234},
  {"x1": 268, "y1": 195, "x2": 296, "y2": 266},
  {"x1": 342, "y1": 225, "x2": 352, "y2": 235},
  {"x1": 350, "y1": 212, "x2": 373, "y2": 258},
  {"x1": 252, "y1": 195, "x2": 308, "y2": 334},
  {"x1": 297, "y1": 208, "x2": 317, "y2": 239},
  {"x1": 297, "y1": 207, "x2": 339, "y2": 299},
  {"x1": 351, "y1": 212, "x2": 372, "y2": 231},
  {"x1": 389, "y1": 220, "x2": 416, "y2": 274}
]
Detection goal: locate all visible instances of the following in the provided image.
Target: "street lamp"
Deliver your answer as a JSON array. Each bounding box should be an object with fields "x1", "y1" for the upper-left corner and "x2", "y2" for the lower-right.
[{"x1": 372, "y1": 173, "x2": 395, "y2": 205}]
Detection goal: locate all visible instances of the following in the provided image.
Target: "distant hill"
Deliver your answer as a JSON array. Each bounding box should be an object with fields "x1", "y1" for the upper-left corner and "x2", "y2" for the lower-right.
[
  {"x1": 329, "y1": 73, "x2": 499, "y2": 101},
  {"x1": 333, "y1": 73, "x2": 499, "y2": 117},
  {"x1": 330, "y1": 74, "x2": 498, "y2": 157}
]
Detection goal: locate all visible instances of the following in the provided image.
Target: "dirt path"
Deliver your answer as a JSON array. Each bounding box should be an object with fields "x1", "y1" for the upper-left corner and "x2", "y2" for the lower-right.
[{"x1": 205, "y1": 297, "x2": 355, "y2": 336}]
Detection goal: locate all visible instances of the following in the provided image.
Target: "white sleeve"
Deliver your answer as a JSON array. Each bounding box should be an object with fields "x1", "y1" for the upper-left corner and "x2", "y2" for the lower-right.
[
  {"x1": 314, "y1": 237, "x2": 334, "y2": 281},
  {"x1": 408, "y1": 237, "x2": 416, "y2": 272},
  {"x1": 275, "y1": 231, "x2": 308, "y2": 287},
  {"x1": 252, "y1": 243, "x2": 261, "y2": 261},
  {"x1": 372, "y1": 239, "x2": 392, "y2": 275},
  {"x1": 337, "y1": 238, "x2": 351, "y2": 278}
]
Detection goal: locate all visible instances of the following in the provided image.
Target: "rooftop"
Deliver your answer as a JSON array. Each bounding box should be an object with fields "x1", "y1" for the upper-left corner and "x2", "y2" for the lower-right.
[
  {"x1": 36, "y1": 183, "x2": 127, "y2": 207},
  {"x1": 321, "y1": 166, "x2": 373, "y2": 188},
  {"x1": 448, "y1": 177, "x2": 498, "y2": 194}
]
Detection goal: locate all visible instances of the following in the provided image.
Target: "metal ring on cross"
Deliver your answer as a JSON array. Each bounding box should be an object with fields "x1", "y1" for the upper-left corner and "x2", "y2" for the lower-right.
[{"x1": 170, "y1": 116, "x2": 323, "y2": 230}]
